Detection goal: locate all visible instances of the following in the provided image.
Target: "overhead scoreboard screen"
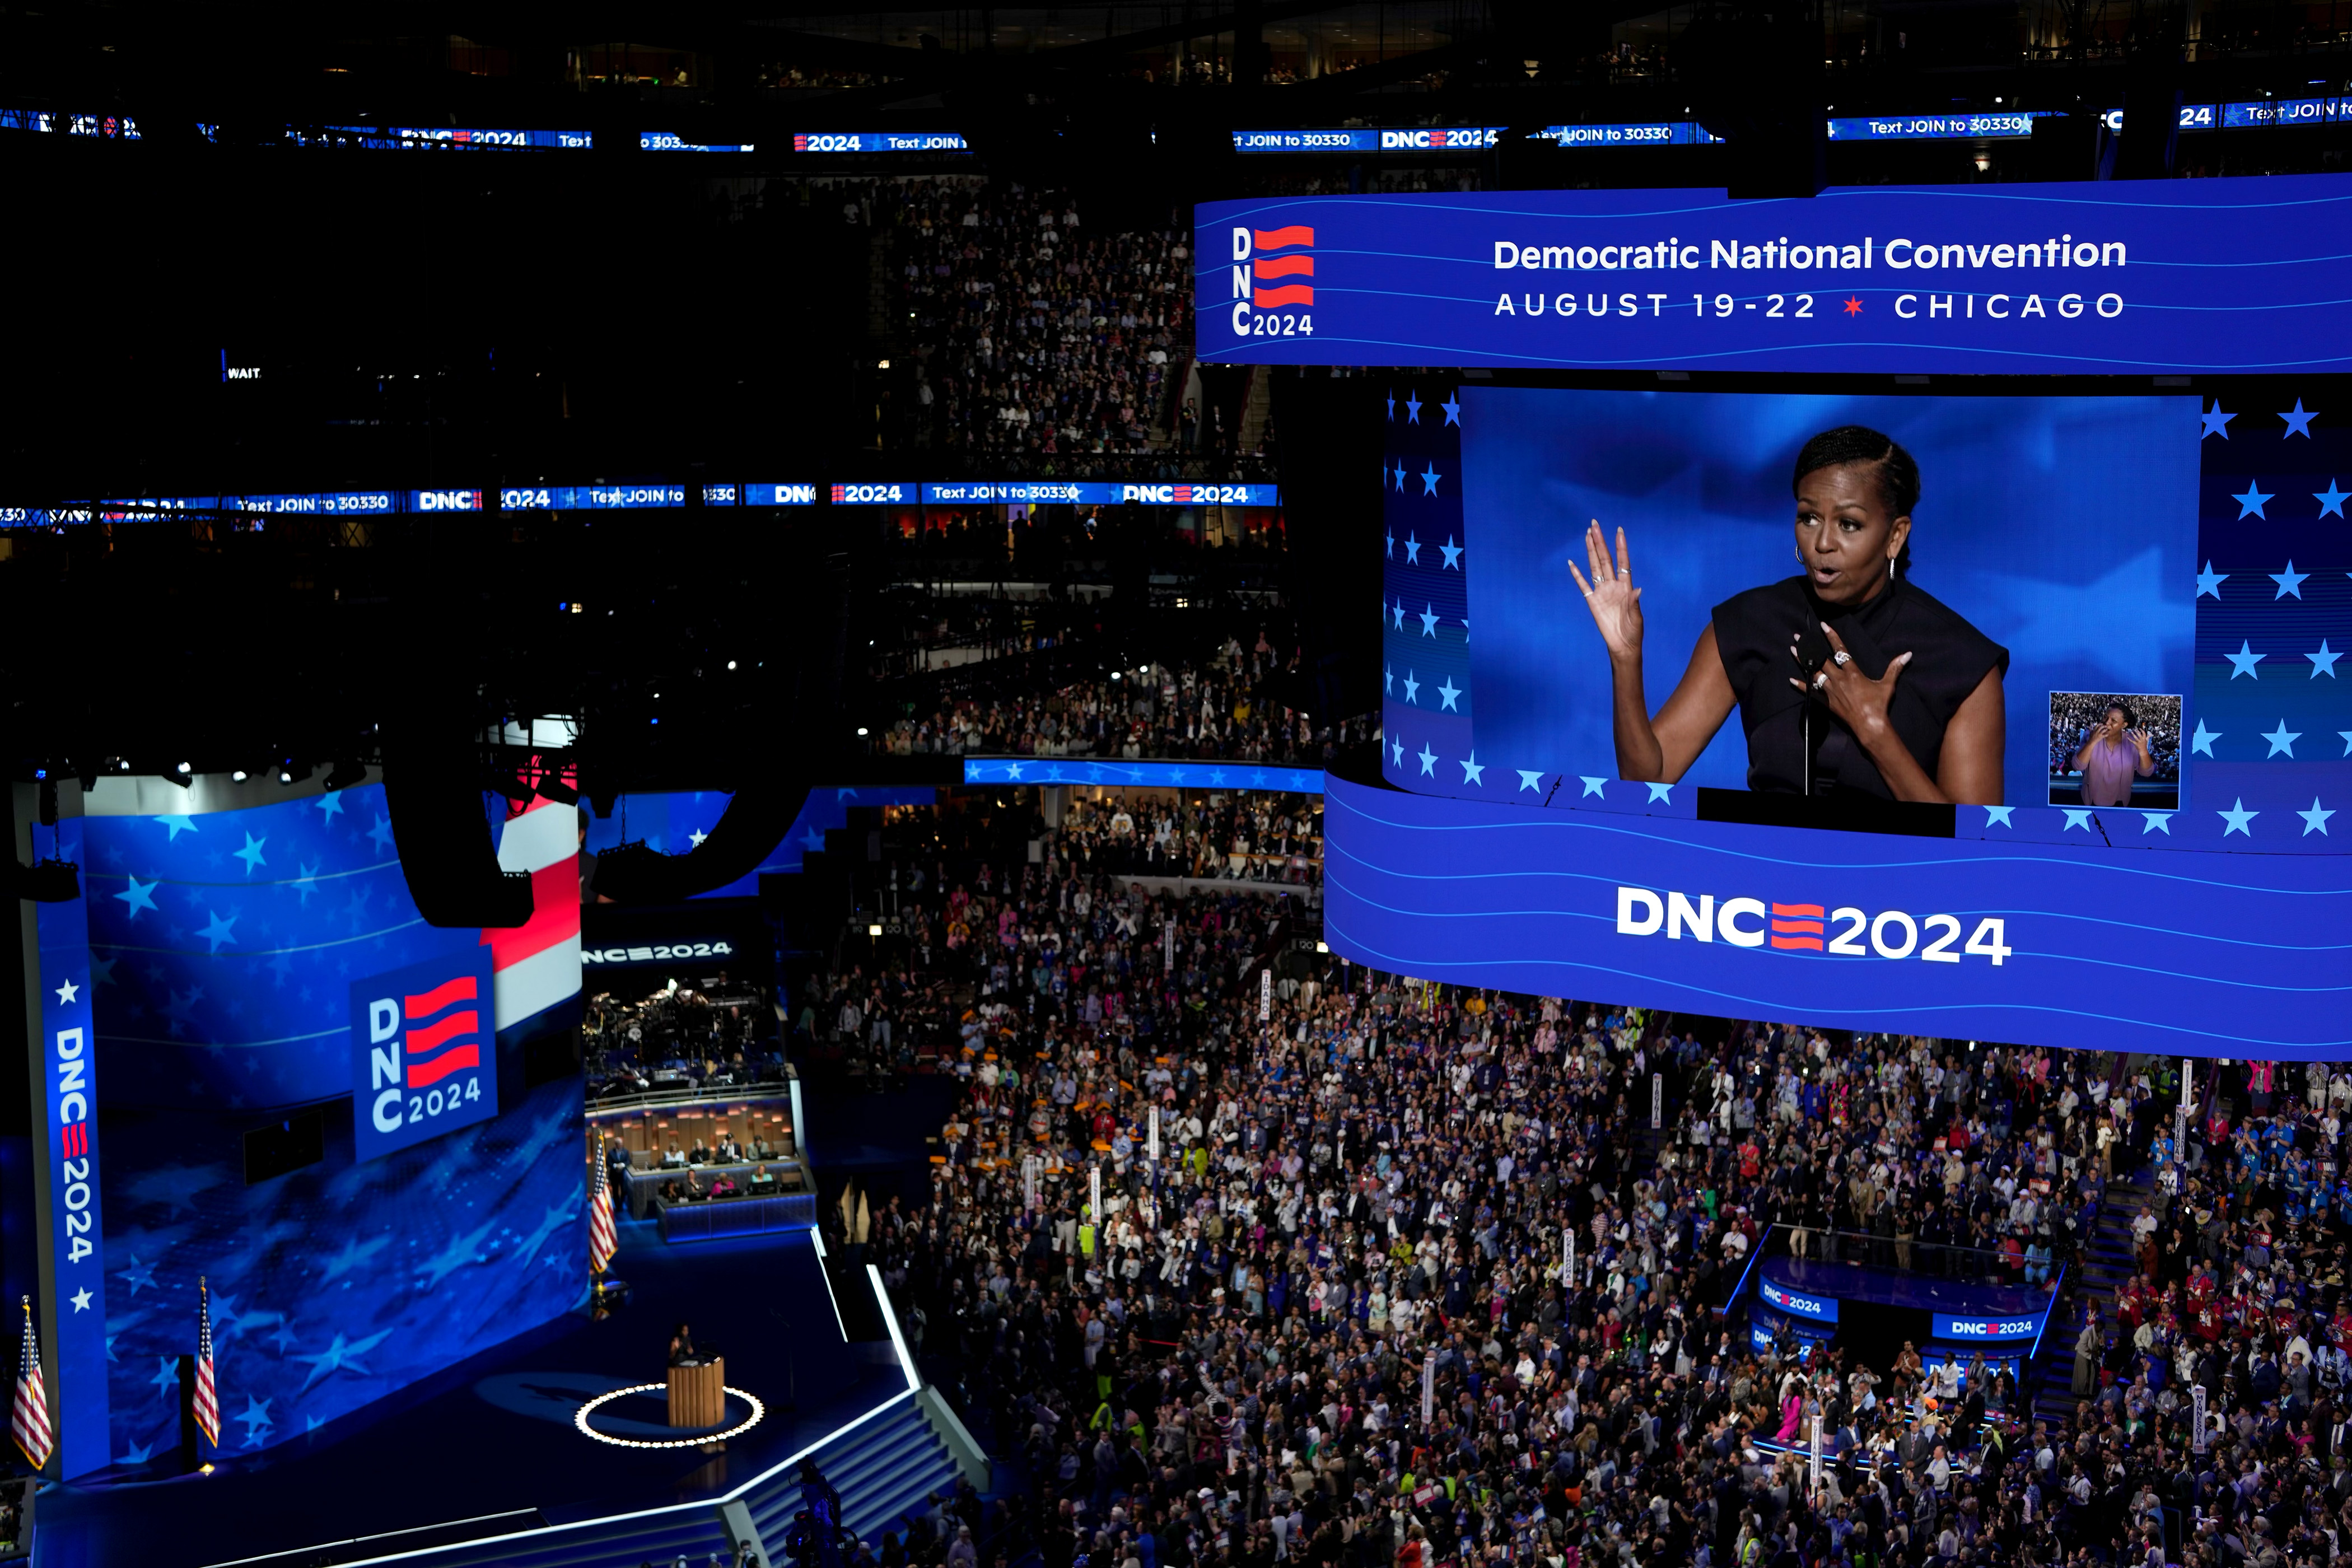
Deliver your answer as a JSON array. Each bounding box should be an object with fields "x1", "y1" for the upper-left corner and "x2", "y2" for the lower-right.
[
  {"x1": 1190, "y1": 173, "x2": 2352, "y2": 1061},
  {"x1": 1192, "y1": 175, "x2": 2352, "y2": 374}
]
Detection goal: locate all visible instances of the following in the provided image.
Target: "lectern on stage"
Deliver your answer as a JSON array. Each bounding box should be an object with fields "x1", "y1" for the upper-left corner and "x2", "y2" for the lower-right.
[{"x1": 668, "y1": 1357, "x2": 725, "y2": 1428}]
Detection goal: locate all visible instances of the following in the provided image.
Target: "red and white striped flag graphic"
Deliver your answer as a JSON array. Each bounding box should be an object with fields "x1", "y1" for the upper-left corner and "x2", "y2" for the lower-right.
[
  {"x1": 194, "y1": 1277, "x2": 221, "y2": 1449},
  {"x1": 11, "y1": 1298, "x2": 50, "y2": 1470},
  {"x1": 589, "y1": 1143, "x2": 618, "y2": 1274}
]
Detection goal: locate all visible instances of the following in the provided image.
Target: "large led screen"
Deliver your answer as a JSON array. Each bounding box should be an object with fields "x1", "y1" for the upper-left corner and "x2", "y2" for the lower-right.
[
  {"x1": 1344, "y1": 378, "x2": 2352, "y2": 1060},
  {"x1": 1464, "y1": 390, "x2": 2197, "y2": 810},
  {"x1": 1381, "y1": 382, "x2": 2351, "y2": 850},
  {"x1": 1195, "y1": 175, "x2": 2352, "y2": 373}
]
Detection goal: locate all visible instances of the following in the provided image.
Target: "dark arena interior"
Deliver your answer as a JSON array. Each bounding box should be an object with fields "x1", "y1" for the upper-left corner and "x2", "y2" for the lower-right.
[{"x1": 2, "y1": 4, "x2": 2350, "y2": 1568}]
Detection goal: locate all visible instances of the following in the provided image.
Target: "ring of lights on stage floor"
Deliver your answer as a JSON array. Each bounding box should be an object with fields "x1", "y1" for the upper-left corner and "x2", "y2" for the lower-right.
[{"x1": 573, "y1": 1382, "x2": 768, "y2": 1448}]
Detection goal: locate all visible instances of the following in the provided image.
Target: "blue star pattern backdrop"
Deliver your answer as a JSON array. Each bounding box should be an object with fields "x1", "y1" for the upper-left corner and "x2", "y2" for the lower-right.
[
  {"x1": 82, "y1": 786, "x2": 585, "y2": 1466},
  {"x1": 2190, "y1": 398, "x2": 2352, "y2": 836}
]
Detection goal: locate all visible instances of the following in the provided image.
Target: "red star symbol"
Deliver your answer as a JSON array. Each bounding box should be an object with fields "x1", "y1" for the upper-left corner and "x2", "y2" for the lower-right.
[{"x1": 1842, "y1": 296, "x2": 1864, "y2": 317}]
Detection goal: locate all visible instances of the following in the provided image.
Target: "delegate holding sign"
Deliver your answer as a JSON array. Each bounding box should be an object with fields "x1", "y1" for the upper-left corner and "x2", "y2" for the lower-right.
[{"x1": 1193, "y1": 175, "x2": 2352, "y2": 373}]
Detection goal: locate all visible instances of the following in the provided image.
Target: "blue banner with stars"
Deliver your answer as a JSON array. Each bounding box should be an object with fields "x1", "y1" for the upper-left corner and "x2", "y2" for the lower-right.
[{"x1": 34, "y1": 819, "x2": 109, "y2": 1478}]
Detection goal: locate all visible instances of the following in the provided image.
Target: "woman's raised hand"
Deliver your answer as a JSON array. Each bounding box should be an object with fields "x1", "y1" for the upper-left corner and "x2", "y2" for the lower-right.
[{"x1": 1567, "y1": 519, "x2": 1645, "y2": 665}]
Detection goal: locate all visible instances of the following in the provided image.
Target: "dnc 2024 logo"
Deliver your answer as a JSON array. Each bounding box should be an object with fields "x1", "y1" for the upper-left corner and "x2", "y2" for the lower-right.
[
  {"x1": 349, "y1": 950, "x2": 497, "y2": 1161},
  {"x1": 1226, "y1": 225, "x2": 1316, "y2": 342},
  {"x1": 1614, "y1": 886, "x2": 2013, "y2": 966}
]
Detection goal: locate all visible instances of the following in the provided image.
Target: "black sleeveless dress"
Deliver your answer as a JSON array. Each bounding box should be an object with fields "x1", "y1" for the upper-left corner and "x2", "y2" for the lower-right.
[{"x1": 1710, "y1": 575, "x2": 2008, "y2": 799}]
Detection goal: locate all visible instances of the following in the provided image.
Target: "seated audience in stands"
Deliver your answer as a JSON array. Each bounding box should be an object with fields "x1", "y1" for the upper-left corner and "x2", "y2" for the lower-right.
[{"x1": 800, "y1": 797, "x2": 2344, "y2": 1568}]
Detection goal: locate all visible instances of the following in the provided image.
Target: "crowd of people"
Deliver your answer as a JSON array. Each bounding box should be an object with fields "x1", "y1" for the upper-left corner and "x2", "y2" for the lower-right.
[
  {"x1": 584, "y1": 983, "x2": 782, "y2": 1102},
  {"x1": 862, "y1": 640, "x2": 1354, "y2": 767},
  {"x1": 1050, "y1": 791, "x2": 1323, "y2": 885},
  {"x1": 787, "y1": 783, "x2": 2352, "y2": 1568},
  {"x1": 890, "y1": 177, "x2": 1192, "y2": 459}
]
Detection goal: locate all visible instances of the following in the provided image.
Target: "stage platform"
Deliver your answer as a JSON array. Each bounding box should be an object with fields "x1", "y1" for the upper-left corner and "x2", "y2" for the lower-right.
[{"x1": 37, "y1": 1221, "x2": 926, "y2": 1568}]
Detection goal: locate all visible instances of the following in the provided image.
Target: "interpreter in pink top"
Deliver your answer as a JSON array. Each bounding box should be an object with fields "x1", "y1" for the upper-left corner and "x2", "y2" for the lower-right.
[{"x1": 2071, "y1": 701, "x2": 2155, "y2": 807}]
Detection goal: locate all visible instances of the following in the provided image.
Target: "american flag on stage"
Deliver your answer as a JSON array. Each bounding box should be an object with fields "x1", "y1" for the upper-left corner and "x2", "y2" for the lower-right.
[
  {"x1": 194, "y1": 1277, "x2": 221, "y2": 1449},
  {"x1": 589, "y1": 1144, "x2": 618, "y2": 1275},
  {"x1": 12, "y1": 1298, "x2": 49, "y2": 1471}
]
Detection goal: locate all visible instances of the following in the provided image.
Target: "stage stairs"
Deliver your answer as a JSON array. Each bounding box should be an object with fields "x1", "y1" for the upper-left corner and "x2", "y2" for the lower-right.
[
  {"x1": 337, "y1": 1392, "x2": 963, "y2": 1568},
  {"x1": 2027, "y1": 1167, "x2": 2154, "y2": 1433}
]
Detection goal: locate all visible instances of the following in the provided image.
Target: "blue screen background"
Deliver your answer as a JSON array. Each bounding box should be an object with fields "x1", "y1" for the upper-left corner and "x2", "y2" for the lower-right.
[{"x1": 1457, "y1": 389, "x2": 2202, "y2": 806}]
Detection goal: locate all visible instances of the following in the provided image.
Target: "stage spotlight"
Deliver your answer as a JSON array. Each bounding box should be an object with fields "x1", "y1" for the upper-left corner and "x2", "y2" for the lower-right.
[
  {"x1": 323, "y1": 758, "x2": 367, "y2": 792},
  {"x1": 534, "y1": 773, "x2": 580, "y2": 806},
  {"x1": 486, "y1": 772, "x2": 536, "y2": 807},
  {"x1": 176, "y1": 761, "x2": 192, "y2": 776},
  {"x1": 161, "y1": 767, "x2": 192, "y2": 790},
  {"x1": 231, "y1": 769, "x2": 250, "y2": 783}
]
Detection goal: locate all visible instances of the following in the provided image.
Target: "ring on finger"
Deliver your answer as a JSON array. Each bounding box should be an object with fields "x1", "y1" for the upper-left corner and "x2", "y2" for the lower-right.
[
  {"x1": 1812, "y1": 671, "x2": 1831, "y2": 692},
  {"x1": 1832, "y1": 650, "x2": 1851, "y2": 668}
]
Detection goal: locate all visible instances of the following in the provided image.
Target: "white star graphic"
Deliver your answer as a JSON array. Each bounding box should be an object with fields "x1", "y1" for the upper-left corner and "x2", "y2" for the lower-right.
[
  {"x1": 1416, "y1": 744, "x2": 1437, "y2": 776},
  {"x1": 1459, "y1": 753, "x2": 1486, "y2": 786},
  {"x1": 54, "y1": 979, "x2": 78, "y2": 1005},
  {"x1": 2218, "y1": 797, "x2": 2259, "y2": 837},
  {"x1": 2271, "y1": 561, "x2": 2309, "y2": 599},
  {"x1": 1645, "y1": 783, "x2": 1673, "y2": 804},
  {"x1": 70, "y1": 1287, "x2": 92, "y2": 1312},
  {"x1": 2141, "y1": 813, "x2": 2173, "y2": 835},
  {"x1": 2262, "y1": 720, "x2": 2302, "y2": 758},
  {"x1": 1436, "y1": 678, "x2": 1461, "y2": 711},
  {"x1": 2300, "y1": 799, "x2": 2336, "y2": 837},
  {"x1": 1580, "y1": 777, "x2": 1607, "y2": 798},
  {"x1": 1517, "y1": 770, "x2": 1543, "y2": 792},
  {"x1": 1982, "y1": 806, "x2": 2015, "y2": 828},
  {"x1": 2310, "y1": 640, "x2": 2342, "y2": 678},
  {"x1": 1401, "y1": 670, "x2": 1420, "y2": 704}
]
